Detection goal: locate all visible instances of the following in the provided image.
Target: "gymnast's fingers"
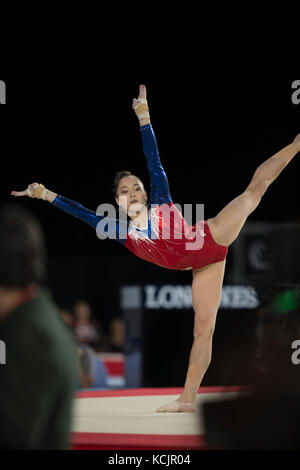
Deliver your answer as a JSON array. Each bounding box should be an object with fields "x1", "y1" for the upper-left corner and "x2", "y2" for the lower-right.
[
  {"x1": 11, "y1": 189, "x2": 29, "y2": 197},
  {"x1": 138, "y1": 84, "x2": 147, "y2": 100},
  {"x1": 11, "y1": 182, "x2": 39, "y2": 198}
]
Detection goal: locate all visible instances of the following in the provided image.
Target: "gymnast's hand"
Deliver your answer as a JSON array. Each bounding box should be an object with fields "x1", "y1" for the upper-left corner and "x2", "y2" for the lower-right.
[
  {"x1": 11, "y1": 183, "x2": 45, "y2": 198},
  {"x1": 132, "y1": 84, "x2": 150, "y2": 127},
  {"x1": 11, "y1": 183, "x2": 57, "y2": 202},
  {"x1": 293, "y1": 133, "x2": 300, "y2": 151}
]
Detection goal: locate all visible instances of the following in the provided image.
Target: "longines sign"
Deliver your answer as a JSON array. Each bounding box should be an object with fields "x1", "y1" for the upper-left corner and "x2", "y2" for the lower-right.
[
  {"x1": 120, "y1": 285, "x2": 260, "y2": 310},
  {"x1": 144, "y1": 285, "x2": 259, "y2": 309}
]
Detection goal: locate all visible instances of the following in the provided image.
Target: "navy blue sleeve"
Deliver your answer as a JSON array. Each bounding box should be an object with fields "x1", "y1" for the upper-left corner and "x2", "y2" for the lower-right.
[
  {"x1": 53, "y1": 195, "x2": 100, "y2": 229},
  {"x1": 52, "y1": 195, "x2": 127, "y2": 244},
  {"x1": 140, "y1": 124, "x2": 172, "y2": 205}
]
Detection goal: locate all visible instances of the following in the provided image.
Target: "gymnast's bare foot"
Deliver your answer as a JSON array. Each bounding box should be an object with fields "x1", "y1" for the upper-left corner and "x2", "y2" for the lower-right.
[{"x1": 156, "y1": 399, "x2": 196, "y2": 413}]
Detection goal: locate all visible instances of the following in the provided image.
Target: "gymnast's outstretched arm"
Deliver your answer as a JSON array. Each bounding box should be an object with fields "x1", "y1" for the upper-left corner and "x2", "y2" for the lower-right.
[
  {"x1": 11, "y1": 183, "x2": 108, "y2": 232},
  {"x1": 11, "y1": 183, "x2": 128, "y2": 242}
]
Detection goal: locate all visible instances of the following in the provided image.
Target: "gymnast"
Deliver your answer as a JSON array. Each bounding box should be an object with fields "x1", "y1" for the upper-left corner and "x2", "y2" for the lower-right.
[{"x1": 12, "y1": 85, "x2": 300, "y2": 412}]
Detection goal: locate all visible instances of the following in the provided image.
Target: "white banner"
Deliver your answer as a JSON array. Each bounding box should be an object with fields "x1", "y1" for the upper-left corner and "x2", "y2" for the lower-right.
[{"x1": 144, "y1": 284, "x2": 259, "y2": 310}]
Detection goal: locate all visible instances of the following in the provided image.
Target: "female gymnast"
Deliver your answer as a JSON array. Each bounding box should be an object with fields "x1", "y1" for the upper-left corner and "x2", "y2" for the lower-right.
[{"x1": 12, "y1": 85, "x2": 300, "y2": 412}]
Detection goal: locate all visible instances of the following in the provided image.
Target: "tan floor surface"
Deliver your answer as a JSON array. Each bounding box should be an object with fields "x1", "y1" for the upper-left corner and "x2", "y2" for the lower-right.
[{"x1": 72, "y1": 391, "x2": 241, "y2": 435}]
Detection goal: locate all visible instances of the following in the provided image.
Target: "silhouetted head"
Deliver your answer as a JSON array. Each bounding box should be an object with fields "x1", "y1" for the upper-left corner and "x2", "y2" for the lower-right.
[{"x1": 0, "y1": 203, "x2": 47, "y2": 288}]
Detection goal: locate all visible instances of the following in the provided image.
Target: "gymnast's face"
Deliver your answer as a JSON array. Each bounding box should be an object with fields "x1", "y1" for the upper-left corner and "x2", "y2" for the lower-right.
[{"x1": 115, "y1": 176, "x2": 148, "y2": 217}]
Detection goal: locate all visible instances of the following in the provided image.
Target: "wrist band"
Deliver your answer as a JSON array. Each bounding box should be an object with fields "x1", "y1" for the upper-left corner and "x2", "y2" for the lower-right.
[
  {"x1": 138, "y1": 112, "x2": 150, "y2": 121},
  {"x1": 134, "y1": 99, "x2": 150, "y2": 121},
  {"x1": 27, "y1": 184, "x2": 48, "y2": 200}
]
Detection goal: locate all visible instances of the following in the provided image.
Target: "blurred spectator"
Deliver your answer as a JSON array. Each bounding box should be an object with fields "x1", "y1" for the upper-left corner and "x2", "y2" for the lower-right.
[
  {"x1": 59, "y1": 304, "x2": 125, "y2": 389},
  {"x1": 109, "y1": 317, "x2": 125, "y2": 353},
  {"x1": 73, "y1": 299, "x2": 108, "y2": 351},
  {"x1": 0, "y1": 203, "x2": 78, "y2": 450},
  {"x1": 77, "y1": 343, "x2": 108, "y2": 389},
  {"x1": 59, "y1": 305, "x2": 109, "y2": 389},
  {"x1": 77, "y1": 344, "x2": 93, "y2": 388}
]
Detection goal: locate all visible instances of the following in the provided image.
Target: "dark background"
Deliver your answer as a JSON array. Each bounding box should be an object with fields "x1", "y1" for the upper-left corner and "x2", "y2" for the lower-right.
[{"x1": 2, "y1": 6, "x2": 300, "y2": 386}]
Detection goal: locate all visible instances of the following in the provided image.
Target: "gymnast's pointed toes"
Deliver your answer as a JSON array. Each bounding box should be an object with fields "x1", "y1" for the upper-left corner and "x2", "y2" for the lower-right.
[
  {"x1": 156, "y1": 401, "x2": 196, "y2": 413},
  {"x1": 156, "y1": 402, "x2": 173, "y2": 412},
  {"x1": 156, "y1": 405, "x2": 167, "y2": 412}
]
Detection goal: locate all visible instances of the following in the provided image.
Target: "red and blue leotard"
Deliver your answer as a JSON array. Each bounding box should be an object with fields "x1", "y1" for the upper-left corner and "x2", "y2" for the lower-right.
[{"x1": 53, "y1": 124, "x2": 228, "y2": 271}]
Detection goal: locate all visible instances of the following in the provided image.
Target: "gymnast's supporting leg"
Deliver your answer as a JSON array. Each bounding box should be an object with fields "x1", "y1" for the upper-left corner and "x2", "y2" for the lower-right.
[{"x1": 156, "y1": 260, "x2": 226, "y2": 412}]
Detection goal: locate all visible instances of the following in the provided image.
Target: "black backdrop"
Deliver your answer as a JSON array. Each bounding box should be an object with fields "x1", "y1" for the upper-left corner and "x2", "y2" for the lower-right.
[{"x1": 2, "y1": 6, "x2": 300, "y2": 387}]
